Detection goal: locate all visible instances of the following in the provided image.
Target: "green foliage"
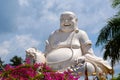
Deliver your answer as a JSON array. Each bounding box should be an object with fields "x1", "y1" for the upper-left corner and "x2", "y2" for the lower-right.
[
  {"x1": 0, "y1": 58, "x2": 4, "y2": 70},
  {"x1": 112, "y1": 0, "x2": 120, "y2": 8},
  {"x1": 0, "y1": 58, "x2": 4, "y2": 66},
  {"x1": 10, "y1": 56, "x2": 23, "y2": 66},
  {"x1": 112, "y1": 74, "x2": 120, "y2": 80},
  {"x1": 0, "y1": 63, "x2": 79, "y2": 80},
  {"x1": 96, "y1": 0, "x2": 120, "y2": 66},
  {"x1": 96, "y1": 1, "x2": 120, "y2": 78},
  {"x1": 96, "y1": 17, "x2": 120, "y2": 47},
  {"x1": 96, "y1": 16, "x2": 120, "y2": 65}
]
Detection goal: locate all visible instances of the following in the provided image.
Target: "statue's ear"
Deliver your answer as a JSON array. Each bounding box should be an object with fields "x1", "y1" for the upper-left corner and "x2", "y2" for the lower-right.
[{"x1": 75, "y1": 18, "x2": 78, "y2": 22}]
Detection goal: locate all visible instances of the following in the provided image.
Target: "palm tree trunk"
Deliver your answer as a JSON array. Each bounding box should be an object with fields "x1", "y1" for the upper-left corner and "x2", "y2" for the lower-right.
[{"x1": 111, "y1": 59, "x2": 114, "y2": 78}]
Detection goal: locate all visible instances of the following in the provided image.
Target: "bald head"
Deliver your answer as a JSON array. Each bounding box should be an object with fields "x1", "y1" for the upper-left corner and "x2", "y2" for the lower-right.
[
  {"x1": 60, "y1": 11, "x2": 78, "y2": 32},
  {"x1": 60, "y1": 11, "x2": 77, "y2": 20}
]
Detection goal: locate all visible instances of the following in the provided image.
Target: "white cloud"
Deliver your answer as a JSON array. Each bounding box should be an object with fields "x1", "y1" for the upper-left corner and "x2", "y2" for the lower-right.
[
  {"x1": 114, "y1": 63, "x2": 120, "y2": 75},
  {"x1": 18, "y1": 0, "x2": 29, "y2": 7},
  {"x1": 0, "y1": 0, "x2": 119, "y2": 75},
  {"x1": 15, "y1": 35, "x2": 39, "y2": 49},
  {"x1": 42, "y1": 0, "x2": 55, "y2": 10},
  {"x1": 0, "y1": 41, "x2": 10, "y2": 56},
  {"x1": 0, "y1": 34, "x2": 40, "y2": 63},
  {"x1": 16, "y1": 0, "x2": 115, "y2": 35},
  {"x1": 14, "y1": 0, "x2": 116, "y2": 55}
]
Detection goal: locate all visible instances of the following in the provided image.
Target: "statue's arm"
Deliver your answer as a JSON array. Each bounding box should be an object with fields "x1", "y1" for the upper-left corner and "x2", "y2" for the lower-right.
[
  {"x1": 79, "y1": 30, "x2": 94, "y2": 56},
  {"x1": 44, "y1": 32, "x2": 54, "y2": 56},
  {"x1": 44, "y1": 40, "x2": 52, "y2": 53}
]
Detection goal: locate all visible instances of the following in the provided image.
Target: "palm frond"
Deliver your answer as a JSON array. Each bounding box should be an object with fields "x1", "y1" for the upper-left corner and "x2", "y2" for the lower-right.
[
  {"x1": 96, "y1": 17, "x2": 120, "y2": 46},
  {"x1": 103, "y1": 34, "x2": 120, "y2": 63},
  {"x1": 112, "y1": 0, "x2": 120, "y2": 8}
]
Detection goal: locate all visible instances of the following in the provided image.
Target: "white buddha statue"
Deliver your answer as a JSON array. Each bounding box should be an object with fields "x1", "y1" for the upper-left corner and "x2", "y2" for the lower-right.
[{"x1": 26, "y1": 11, "x2": 113, "y2": 76}]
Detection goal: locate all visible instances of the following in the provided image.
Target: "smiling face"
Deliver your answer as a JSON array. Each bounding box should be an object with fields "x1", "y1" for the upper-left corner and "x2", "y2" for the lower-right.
[{"x1": 60, "y1": 12, "x2": 78, "y2": 32}]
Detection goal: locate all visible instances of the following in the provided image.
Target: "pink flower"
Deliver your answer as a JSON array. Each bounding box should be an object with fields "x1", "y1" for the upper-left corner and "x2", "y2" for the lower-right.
[
  {"x1": 0, "y1": 63, "x2": 80, "y2": 80},
  {"x1": 25, "y1": 57, "x2": 31, "y2": 64}
]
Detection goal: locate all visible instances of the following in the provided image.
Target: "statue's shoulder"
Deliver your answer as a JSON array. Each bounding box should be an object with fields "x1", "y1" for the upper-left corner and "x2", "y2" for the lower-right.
[
  {"x1": 77, "y1": 29, "x2": 90, "y2": 41},
  {"x1": 77, "y1": 29, "x2": 87, "y2": 35},
  {"x1": 49, "y1": 29, "x2": 60, "y2": 36}
]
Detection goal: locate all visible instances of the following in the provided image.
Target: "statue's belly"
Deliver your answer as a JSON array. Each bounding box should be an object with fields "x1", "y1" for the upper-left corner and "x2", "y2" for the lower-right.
[{"x1": 46, "y1": 48, "x2": 82, "y2": 63}]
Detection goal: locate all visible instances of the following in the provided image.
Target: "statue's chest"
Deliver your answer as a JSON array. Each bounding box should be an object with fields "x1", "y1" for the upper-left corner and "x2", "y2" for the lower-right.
[
  {"x1": 52, "y1": 32, "x2": 80, "y2": 47},
  {"x1": 54, "y1": 34, "x2": 71, "y2": 43}
]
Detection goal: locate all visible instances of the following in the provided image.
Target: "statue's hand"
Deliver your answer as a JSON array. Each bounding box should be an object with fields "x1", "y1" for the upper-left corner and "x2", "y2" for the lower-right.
[
  {"x1": 69, "y1": 56, "x2": 85, "y2": 72},
  {"x1": 74, "y1": 56, "x2": 85, "y2": 66}
]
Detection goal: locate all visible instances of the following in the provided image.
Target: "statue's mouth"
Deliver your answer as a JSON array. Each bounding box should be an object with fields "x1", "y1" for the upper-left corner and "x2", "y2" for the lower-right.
[{"x1": 64, "y1": 24, "x2": 71, "y2": 26}]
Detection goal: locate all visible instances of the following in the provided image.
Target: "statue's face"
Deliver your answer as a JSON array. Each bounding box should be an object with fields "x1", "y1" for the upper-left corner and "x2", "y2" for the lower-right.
[{"x1": 60, "y1": 12, "x2": 77, "y2": 32}]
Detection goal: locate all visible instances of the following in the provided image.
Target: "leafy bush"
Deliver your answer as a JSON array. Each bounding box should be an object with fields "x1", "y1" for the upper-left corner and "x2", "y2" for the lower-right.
[
  {"x1": 0, "y1": 58, "x2": 80, "y2": 80},
  {"x1": 112, "y1": 74, "x2": 120, "y2": 80}
]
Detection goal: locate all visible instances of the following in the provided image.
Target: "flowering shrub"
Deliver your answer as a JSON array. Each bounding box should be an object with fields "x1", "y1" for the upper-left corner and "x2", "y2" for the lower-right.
[{"x1": 0, "y1": 58, "x2": 80, "y2": 80}]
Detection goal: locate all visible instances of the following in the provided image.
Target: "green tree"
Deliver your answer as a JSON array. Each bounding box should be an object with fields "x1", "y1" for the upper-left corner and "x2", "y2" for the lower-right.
[
  {"x1": 96, "y1": 0, "x2": 120, "y2": 78},
  {"x1": 0, "y1": 58, "x2": 4, "y2": 70},
  {"x1": 112, "y1": 0, "x2": 120, "y2": 8},
  {"x1": 10, "y1": 56, "x2": 23, "y2": 66},
  {"x1": 112, "y1": 73, "x2": 120, "y2": 80}
]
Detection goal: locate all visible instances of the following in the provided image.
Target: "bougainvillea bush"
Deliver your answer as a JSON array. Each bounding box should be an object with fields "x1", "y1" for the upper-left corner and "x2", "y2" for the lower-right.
[{"x1": 0, "y1": 59, "x2": 79, "y2": 80}]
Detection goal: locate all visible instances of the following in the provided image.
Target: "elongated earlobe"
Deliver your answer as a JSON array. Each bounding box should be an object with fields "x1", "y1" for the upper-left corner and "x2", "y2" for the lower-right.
[{"x1": 76, "y1": 18, "x2": 78, "y2": 22}]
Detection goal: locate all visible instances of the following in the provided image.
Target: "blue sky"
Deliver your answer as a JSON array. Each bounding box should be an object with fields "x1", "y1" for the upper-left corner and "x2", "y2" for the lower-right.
[{"x1": 0, "y1": 0, "x2": 119, "y2": 76}]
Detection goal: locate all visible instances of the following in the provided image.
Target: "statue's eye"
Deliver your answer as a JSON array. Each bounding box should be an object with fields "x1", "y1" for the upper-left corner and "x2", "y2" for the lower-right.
[
  {"x1": 69, "y1": 17, "x2": 73, "y2": 20},
  {"x1": 60, "y1": 18, "x2": 64, "y2": 21}
]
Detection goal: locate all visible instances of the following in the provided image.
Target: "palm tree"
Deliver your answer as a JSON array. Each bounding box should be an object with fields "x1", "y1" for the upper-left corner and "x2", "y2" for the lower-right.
[
  {"x1": 10, "y1": 56, "x2": 23, "y2": 66},
  {"x1": 112, "y1": 0, "x2": 120, "y2": 8},
  {"x1": 96, "y1": 0, "x2": 120, "y2": 78}
]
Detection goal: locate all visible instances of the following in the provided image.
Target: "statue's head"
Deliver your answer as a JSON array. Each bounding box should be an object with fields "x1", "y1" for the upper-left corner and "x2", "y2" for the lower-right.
[{"x1": 60, "y1": 11, "x2": 78, "y2": 32}]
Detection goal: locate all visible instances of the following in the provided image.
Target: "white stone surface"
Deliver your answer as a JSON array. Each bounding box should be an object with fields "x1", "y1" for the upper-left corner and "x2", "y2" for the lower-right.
[{"x1": 26, "y1": 11, "x2": 112, "y2": 76}]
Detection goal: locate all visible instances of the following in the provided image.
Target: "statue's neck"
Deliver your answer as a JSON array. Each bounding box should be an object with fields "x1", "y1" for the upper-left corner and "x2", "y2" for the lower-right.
[{"x1": 59, "y1": 28, "x2": 79, "y2": 34}]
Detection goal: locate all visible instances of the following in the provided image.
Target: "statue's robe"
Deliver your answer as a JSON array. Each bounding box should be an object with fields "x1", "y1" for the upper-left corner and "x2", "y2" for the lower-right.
[{"x1": 44, "y1": 29, "x2": 112, "y2": 74}]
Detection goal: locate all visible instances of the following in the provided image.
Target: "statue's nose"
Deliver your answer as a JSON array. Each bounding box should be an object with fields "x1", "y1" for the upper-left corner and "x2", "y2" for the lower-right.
[{"x1": 65, "y1": 19, "x2": 68, "y2": 22}]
